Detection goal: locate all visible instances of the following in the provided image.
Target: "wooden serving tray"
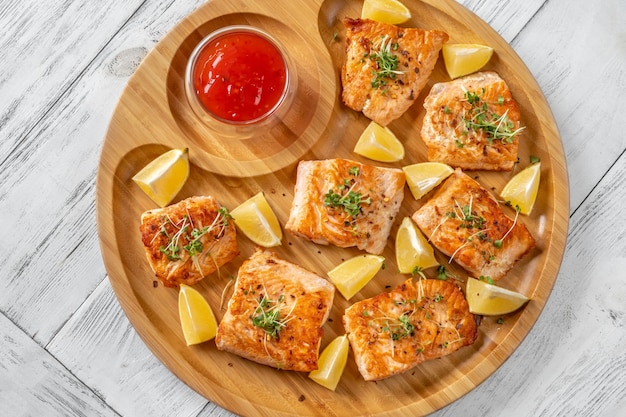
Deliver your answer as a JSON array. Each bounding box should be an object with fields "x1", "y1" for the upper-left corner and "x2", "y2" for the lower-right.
[{"x1": 96, "y1": 0, "x2": 569, "y2": 415}]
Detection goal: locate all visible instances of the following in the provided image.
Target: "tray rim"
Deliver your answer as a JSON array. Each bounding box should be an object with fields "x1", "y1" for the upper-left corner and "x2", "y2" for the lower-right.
[{"x1": 96, "y1": 0, "x2": 570, "y2": 415}]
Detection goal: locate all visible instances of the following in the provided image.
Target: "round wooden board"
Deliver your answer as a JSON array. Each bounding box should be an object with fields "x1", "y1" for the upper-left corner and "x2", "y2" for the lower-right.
[{"x1": 96, "y1": 0, "x2": 569, "y2": 415}]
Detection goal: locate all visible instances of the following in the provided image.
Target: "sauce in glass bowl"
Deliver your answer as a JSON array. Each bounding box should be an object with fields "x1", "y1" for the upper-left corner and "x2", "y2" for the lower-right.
[{"x1": 185, "y1": 26, "x2": 295, "y2": 132}]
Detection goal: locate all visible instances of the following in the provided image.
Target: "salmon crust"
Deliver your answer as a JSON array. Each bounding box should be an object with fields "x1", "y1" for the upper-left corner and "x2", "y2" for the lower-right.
[
  {"x1": 412, "y1": 169, "x2": 535, "y2": 280},
  {"x1": 139, "y1": 196, "x2": 238, "y2": 287},
  {"x1": 343, "y1": 278, "x2": 477, "y2": 381},
  {"x1": 215, "y1": 249, "x2": 335, "y2": 372},
  {"x1": 285, "y1": 158, "x2": 405, "y2": 254},
  {"x1": 341, "y1": 17, "x2": 448, "y2": 126},
  {"x1": 421, "y1": 71, "x2": 523, "y2": 171}
]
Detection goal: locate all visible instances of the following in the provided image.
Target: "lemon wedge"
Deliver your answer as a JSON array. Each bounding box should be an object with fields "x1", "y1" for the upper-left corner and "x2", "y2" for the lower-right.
[
  {"x1": 178, "y1": 284, "x2": 218, "y2": 345},
  {"x1": 466, "y1": 277, "x2": 529, "y2": 315},
  {"x1": 327, "y1": 254, "x2": 385, "y2": 300},
  {"x1": 361, "y1": 0, "x2": 411, "y2": 24},
  {"x1": 402, "y1": 162, "x2": 454, "y2": 200},
  {"x1": 230, "y1": 192, "x2": 282, "y2": 247},
  {"x1": 500, "y1": 162, "x2": 541, "y2": 215},
  {"x1": 395, "y1": 217, "x2": 438, "y2": 274},
  {"x1": 309, "y1": 335, "x2": 350, "y2": 391},
  {"x1": 442, "y1": 44, "x2": 494, "y2": 79},
  {"x1": 354, "y1": 121, "x2": 405, "y2": 162},
  {"x1": 132, "y1": 148, "x2": 190, "y2": 207}
]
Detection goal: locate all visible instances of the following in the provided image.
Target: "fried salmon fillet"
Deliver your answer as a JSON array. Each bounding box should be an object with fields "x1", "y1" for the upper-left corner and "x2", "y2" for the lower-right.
[
  {"x1": 421, "y1": 71, "x2": 524, "y2": 171},
  {"x1": 285, "y1": 158, "x2": 405, "y2": 254},
  {"x1": 412, "y1": 169, "x2": 535, "y2": 280},
  {"x1": 215, "y1": 249, "x2": 334, "y2": 372},
  {"x1": 139, "y1": 196, "x2": 238, "y2": 287},
  {"x1": 341, "y1": 17, "x2": 448, "y2": 126},
  {"x1": 343, "y1": 278, "x2": 477, "y2": 381}
]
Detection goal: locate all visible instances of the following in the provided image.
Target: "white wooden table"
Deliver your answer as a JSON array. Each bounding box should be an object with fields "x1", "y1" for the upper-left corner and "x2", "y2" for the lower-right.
[{"x1": 1, "y1": 0, "x2": 624, "y2": 415}]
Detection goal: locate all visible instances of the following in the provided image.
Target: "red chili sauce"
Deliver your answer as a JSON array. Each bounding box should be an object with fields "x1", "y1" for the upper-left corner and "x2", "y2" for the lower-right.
[{"x1": 192, "y1": 31, "x2": 287, "y2": 122}]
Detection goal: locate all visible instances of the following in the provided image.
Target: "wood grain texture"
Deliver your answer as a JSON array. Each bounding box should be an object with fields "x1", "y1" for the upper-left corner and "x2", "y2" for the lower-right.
[{"x1": 97, "y1": 0, "x2": 567, "y2": 415}]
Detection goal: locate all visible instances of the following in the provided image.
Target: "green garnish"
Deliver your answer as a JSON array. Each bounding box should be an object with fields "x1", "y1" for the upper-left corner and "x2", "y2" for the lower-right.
[
  {"x1": 369, "y1": 35, "x2": 404, "y2": 90},
  {"x1": 479, "y1": 275, "x2": 495, "y2": 285},
  {"x1": 462, "y1": 90, "x2": 525, "y2": 144},
  {"x1": 449, "y1": 196, "x2": 486, "y2": 230},
  {"x1": 156, "y1": 208, "x2": 231, "y2": 270},
  {"x1": 381, "y1": 313, "x2": 415, "y2": 341},
  {"x1": 411, "y1": 266, "x2": 426, "y2": 279},
  {"x1": 447, "y1": 197, "x2": 493, "y2": 263},
  {"x1": 493, "y1": 205, "x2": 520, "y2": 248},
  {"x1": 323, "y1": 166, "x2": 371, "y2": 219},
  {"x1": 251, "y1": 294, "x2": 293, "y2": 339},
  {"x1": 437, "y1": 265, "x2": 448, "y2": 280}
]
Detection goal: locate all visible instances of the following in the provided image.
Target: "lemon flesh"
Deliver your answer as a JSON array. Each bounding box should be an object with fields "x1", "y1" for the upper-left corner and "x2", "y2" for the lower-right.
[
  {"x1": 402, "y1": 162, "x2": 454, "y2": 200},
  {"x1": 354, "y1": 121, "x2": 405, "y2": 162},
  {"x1": 442, "y1": 44, "x2": 494, "y2": 79},
  {"x1": 230, "y1": 192, "x2": 282, "y2": 247},
  {"x1": 500, "y1": 162, "x2": 541, "y2": 215},
  {"x1": 466, "y1": 278, "x2": 529, "y2": 315},
  {"x1": 395, "y1": 217, "x2": 438, "y2": 274},
  {"x1": 178, "y1": 284, "x2": 218, "y2": 345},
  {"x1": 132, "y1": 148, "x2": 190, "y2": 207},
  {"x1": 309, "y1": 335, "x2": 350, "y2": 391},
  {"x1": 361, "y1": 0, "x2": 411, "y2": 24},
  {"x1": 327, "y1": 254, "x2": 385, "y2": 300}
]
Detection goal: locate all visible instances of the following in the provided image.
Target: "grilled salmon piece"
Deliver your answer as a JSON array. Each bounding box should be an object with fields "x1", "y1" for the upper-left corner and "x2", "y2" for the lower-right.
[
  {"x1": 215, "y1": 249, "x2": 335, "y2": 372},
  {"x1": 139, "y1": 196, "x2": 238, "y2": 288},
  {"x1": 341, "y1": 17, "x2": 448, "y2": 126},
  {"x1": 412, "y1": 169, "x2": 535, "y2": 280},
  {"x1": 285, "y1": 158, "x2": 405, "y2": 255},
  {"x1": 421, "y1": 71, "x2": 523, "y2": 171},
  {"x1": 343, "y1": 278, "x2": 477, "y2": 381}
]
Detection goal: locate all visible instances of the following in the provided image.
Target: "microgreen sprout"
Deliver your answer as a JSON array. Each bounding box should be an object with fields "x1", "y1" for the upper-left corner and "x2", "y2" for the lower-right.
[
  {"x1": 479, "y1": 275, "x2": 495, "y2": 285},
  {"x1": 369, "y1": 35, "x2": 404, "y2": 90},
  {"x1": 154, "y1": 207, "x2": 231, "y2": 273},
  {"x1": 493, "y1": 205, "x2": 520, "y2": 248},
  {"x1": 372, "y1": 310, "x2": 416, "y2": 344},
  {"x1": 462, "y1": 90, "x2": 525, "y2": 144},
  {"x1": 251, "y1": 294, "x2": 296, "y2": 340},
  {"x1": 323, "y1": 166, "x2": 372, "y2": 219}
]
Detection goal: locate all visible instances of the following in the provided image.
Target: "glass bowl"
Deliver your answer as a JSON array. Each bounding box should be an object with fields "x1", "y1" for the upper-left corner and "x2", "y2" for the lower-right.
[{"x1": 185, "y1": 25, "x2": 297, "y2": 138}]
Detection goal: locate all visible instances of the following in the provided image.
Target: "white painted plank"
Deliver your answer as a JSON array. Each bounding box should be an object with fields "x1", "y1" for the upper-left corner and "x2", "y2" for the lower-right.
[
  {"x1": 0, "y1": 0, "x2": 144, "y2": 164},
  {"x1": 47, "y1": 278, "x2": 235, "y2": 417},
  {"x1": 457, "y1": 0, "x2": 545, "y2": 43},
  {"x1": 0, "y1": 0, "x2": 142, "y2": 344},
  {"x1": 0, "y1": 313, "x2": 117, "y2": 417},
  {"x1": 509, "y1": 0, "x2": 626, "y2": 210}
]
